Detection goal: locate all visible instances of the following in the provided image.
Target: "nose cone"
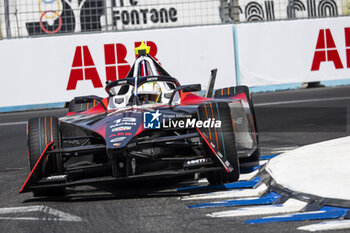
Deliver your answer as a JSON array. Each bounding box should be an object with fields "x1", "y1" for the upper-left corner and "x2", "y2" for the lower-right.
[{"x1": 105, "y1": 111, "x2": 142, "y2": 149}]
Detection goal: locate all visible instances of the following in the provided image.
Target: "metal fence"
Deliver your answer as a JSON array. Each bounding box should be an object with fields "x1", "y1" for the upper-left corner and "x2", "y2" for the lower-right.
[{"x1": 0, "y1": 0, "x2": 349, "y2": 39}]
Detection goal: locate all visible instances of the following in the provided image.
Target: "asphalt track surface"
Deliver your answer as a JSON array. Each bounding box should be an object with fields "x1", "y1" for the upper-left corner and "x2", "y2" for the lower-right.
[{"x1": 1, "y1": 86, "x2": 350, "y2": 233}]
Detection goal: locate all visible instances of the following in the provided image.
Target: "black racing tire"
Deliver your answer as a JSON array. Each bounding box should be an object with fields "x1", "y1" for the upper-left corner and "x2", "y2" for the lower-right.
[
  {"x1": 27, "y1": 116, "x2": 65, "y2": 196},
  {"x1": 199, "y1": 102, "x2": 240, "y2": 185},
  {"x1": 206, "y1": 145, "x2": 240, "y2": 185}
]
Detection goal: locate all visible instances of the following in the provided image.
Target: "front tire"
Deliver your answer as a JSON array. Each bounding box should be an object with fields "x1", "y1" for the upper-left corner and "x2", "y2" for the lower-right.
[
  {"x1": 27, "y1": 116, "x2": 65, "y2": 196},
  {"x1": 198, "y1": 102, "x2": 240, "y2": 185},
  {"x1": 205, "y1": 142, "x2": 240, "y2": 185}
]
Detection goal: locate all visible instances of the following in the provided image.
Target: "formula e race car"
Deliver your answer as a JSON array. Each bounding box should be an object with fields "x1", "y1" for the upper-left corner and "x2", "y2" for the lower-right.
[{"x1": 20, "y1": 42, "x2": 260, "y2": 196}]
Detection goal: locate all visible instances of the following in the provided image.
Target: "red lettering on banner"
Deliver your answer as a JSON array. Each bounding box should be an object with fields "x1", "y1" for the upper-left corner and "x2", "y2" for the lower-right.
[
  {"x1": 67, "y1": 42, "x2": 160, "y2": 90},
  {"x1": 104, "y1": 43, "x2": 131, "y2": 82},
  {"x1": 67, "y1": 46, "x2": 103, "y2": 90},
  {"x1": 311, "y1": 29, "x2": 343, "y2": 71},
  {"x1": 345, "y1": 28, "x2": 350, "y2": 68}
]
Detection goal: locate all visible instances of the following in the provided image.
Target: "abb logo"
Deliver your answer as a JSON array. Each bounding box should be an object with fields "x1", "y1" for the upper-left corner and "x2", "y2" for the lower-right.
[
  {"x1": 311, "y1": 28, "x2": 350, "y2": 71},
  {"x1": 67, "y1": 41, "x2": 158, "y2": 90}
]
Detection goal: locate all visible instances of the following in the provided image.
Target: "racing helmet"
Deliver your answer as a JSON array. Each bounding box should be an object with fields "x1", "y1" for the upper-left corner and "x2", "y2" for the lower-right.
[
  {"x1": 124, "y1": 42, "x2": 175, "y2": 105},
  {"x1": 137, "y1": 82, "x2": 162, "y2": 104}
]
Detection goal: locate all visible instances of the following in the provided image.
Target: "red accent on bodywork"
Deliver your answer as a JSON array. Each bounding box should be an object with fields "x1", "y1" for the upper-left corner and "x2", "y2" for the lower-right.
[
  {"x1": 19, "y1": 141, "x2": 55, "y2": 193},
  {"x1": 85, "y1": 98, "x2": 109, "y2": 114},
  {"x1": 89, "y1": 99, "x2": 108, "y2": 137},
  {"x1": 180, "y1": 92, "x2": 211, "y2": 105},
  {"x1": 95, "y1": 125, "x2": 107, "y2": 139},
  {"x1": 180, "y1": 91, "x2": 246, "y2": 105},
  {"x1": 66, "y1": 112, "x2": 77, "y2": 116},
  {"x1": 66, "y1": 98, "x2": 108, "y2": 138},
  {"x1": 229, "y1": 93, "x2": 246, "y2": 100},
  {"x1": 135, "y1": 124, "x2": 145, "y2": 136}
]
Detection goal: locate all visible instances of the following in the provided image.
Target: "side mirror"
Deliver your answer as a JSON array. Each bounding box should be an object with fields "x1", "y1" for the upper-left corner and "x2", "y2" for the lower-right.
[
  {"x1": 74, "y1": 95, "x2": 107, "y2": 112},
  {"x1": 178, "y1": 84, "x2": 202, "y2": 92},
  {"x1": 168, "y1": 84, "x2": 201, "y2": 105},
  {"x1": 204, "y1": 69, "x2": 217, "y2": 98}
]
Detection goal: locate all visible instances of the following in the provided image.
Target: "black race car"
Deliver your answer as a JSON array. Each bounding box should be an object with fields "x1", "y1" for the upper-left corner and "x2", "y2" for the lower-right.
[{"x1": 20, "y1": 42, "x2": 260, "y2": 196}]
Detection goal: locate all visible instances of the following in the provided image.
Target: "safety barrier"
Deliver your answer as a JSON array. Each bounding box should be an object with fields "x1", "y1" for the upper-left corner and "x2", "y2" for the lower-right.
[
  {"x1": 0, "y1": 25, "x2": 236, "y2": 109},
  {"x1": 1, "y1": 16, "x2": 350, "y2": 111},
  {"x1": 235, "y1": 16, "x2": 350, "y2": 86}
]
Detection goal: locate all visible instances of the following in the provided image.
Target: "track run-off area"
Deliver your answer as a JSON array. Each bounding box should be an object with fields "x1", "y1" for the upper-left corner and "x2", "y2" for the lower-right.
[{"x1": 0, "y1": 86, "x2": 350, "y2": 233}]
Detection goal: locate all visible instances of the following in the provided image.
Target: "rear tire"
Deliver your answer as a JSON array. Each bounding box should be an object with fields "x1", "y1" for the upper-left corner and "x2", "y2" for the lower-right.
[{"x1": 27, "y1": 116, "x2": 65, "y2": 196}]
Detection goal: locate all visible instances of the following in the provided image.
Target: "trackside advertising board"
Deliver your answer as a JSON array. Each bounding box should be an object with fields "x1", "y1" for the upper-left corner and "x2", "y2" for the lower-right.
[
  {"x1": 237, "y1": 0, "x2": 345, "y2": 22},
  {"x1": 236, "y1": 16, "x2": 350, "y2": 86},
  {"x1": 0, "y1": 0, "x2": 221, "y2": 38},
  {"x1": 0, "y1": 25, "x2": 236, "y2": 108},
  {"x1": 109, "y1": 0, "x2": 221, "y2": 30}
]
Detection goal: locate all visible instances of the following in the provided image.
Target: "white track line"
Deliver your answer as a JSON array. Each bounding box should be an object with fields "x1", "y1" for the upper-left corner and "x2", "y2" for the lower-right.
[
  {"x1": 0, "y1": 121, "x2": 26, "y2": 127},
  {"x1": 239, "y1": 170, "x2": 259, "y2": 181},
  {"x1": 207, "y1": 198, "x2": 307, "y2": 218},
  {"x1": 181, "y1": 183, "x2": 268, "y2": 201},
  {"x1": 298, "y1": 220, "x2": 350, "y2": 232},
  {"x1": 178, "y1": 178, "x2": 208, "y2": 186},
  {"x1": 254, "y1": 96, "x2": 350, "y2": 107},
  {"x1": 260, "y1": 160, "x2": 267, "y2": 166},
  {"x1": 0, "y1": 206, "x2": 84, "y2": 222},
  {"x1": 265, "y1": 146, "x2": 299, "y2": 154},
  {"x1": 239, "y1": 160, "x2": 267, "y2": 181}
]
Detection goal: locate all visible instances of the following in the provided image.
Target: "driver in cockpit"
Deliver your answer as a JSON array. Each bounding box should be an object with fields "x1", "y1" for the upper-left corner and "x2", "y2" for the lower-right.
[{"x1": 137, "y1": 82, "x2": 162, "y2": 105}]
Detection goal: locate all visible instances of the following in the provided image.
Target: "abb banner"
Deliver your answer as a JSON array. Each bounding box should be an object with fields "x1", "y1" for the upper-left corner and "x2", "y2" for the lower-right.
[
  {"x1": 236, "y1": 16, "x2": 350, "y2": 86},
  {"x1": 0, "y1": 25, "x2": 236, "y2": 108}
]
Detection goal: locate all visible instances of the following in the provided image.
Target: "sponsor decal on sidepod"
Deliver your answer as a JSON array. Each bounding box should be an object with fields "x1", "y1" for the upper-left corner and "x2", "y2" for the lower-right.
[
  {"x1": 122, "y1": 117, "x2": 136, "y2": 122},
  {"x1": 110, "y1": 137, "x2": 126, "y2": 143},
  {"x1": 112, "y1": 126, "x2": 132, "y2": 132}
]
